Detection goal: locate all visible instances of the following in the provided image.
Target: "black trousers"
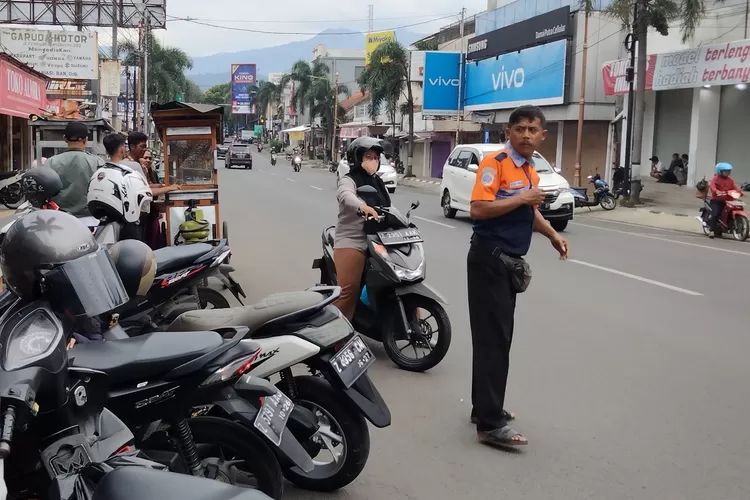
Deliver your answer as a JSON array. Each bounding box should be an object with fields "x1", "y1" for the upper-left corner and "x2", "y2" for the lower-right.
[
  {"x1": 709, "y1": 200, "x2": 725, "y2": 231},
  {"x1": 467, "y1": 241, "x2": 517, "y2": 431}
]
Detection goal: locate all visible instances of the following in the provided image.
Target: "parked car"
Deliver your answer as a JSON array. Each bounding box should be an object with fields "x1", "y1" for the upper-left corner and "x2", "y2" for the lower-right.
[
  {"x1": 225, "y1": 143, "x2": 253, "y2": 169},
  {"x1": 337, "y1": 153, "x2": 398, "y2": 193},
  {"x1": 439, "y1": 143, "x2": 574, "y2": 231},
  {"x1": 217, "y1": 139, "x2": 233, "y2": 160}
]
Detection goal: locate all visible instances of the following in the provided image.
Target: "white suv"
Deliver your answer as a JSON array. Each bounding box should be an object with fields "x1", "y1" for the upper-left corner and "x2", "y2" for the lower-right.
[{"x1": 439, "y1": 144, "x2": 574, "y2": 231}]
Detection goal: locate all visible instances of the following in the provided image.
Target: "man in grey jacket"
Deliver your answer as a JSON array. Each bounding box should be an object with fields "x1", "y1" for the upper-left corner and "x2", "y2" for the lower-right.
[{"x1": 47, "y1": 121, "x2": 105, "y2": 216}]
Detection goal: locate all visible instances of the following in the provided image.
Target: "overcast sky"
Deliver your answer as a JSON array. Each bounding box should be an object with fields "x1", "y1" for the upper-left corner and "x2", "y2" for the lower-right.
[{"x1": 138, "y1": 0, "x2": 487, "y2": 57}]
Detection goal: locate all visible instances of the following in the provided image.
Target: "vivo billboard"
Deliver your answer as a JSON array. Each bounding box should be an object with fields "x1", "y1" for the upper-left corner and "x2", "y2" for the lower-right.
[
  {"x1": 464, "y1": 39, "x2": 567, "y2": 111},
  {"x1": 422, "y1": 51, "x2": 464, "y2": 116},
  {"x1": 231, "y1": 63, "x2": 257, "y2": 114}
]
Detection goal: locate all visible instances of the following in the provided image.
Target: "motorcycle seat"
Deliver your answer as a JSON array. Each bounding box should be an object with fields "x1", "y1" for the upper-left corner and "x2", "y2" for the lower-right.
[
  {"x1": 0, "y1": 170, "x2": 18, "y2": 180},
  {"x1": 93, "y1": 466, "x2": 272, "y2": 500},
  {"x1": 155, "y1": 243, "x2": 214, "y2": 274},
  {"x1": 70, "y1": 331, "x2": 224, "y2": 385},
  {"x1": 167, "y1": 291, "x2": 324, "y2": 336},
  {"x1": 324, "y1": 227, "x2": 335, "y2": 247}
]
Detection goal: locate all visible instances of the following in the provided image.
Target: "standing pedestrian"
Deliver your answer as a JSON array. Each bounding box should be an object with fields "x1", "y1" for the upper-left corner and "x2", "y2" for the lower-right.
[{"x1": 467, "y1": 105, "x2": 569, "y2": 447}]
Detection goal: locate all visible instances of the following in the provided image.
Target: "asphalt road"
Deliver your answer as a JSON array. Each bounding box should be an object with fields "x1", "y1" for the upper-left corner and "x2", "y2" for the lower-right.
[{"x1": 218, "y1": 153, "x2": 750, "y2": 500}]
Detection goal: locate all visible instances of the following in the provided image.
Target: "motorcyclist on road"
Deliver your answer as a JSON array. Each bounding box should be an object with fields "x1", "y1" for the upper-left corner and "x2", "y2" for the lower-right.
[
  {"x1": 332, "y1": 136, "x2": 391, "y2": 320},
  {"x1": 708, "y1": 162, "x2": 743, "y2": 238}
]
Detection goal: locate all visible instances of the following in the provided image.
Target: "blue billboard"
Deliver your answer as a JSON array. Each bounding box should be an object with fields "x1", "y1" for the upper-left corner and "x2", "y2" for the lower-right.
[
  {"x1": 464, "y1": 39, "x2": 567, "y2": 111},
  {"x1": 422, "y1": 51, "x2": 464, "y2": 116},
  {"x1": 231, "y1": 63, "x2": 257, "y2": 115}
]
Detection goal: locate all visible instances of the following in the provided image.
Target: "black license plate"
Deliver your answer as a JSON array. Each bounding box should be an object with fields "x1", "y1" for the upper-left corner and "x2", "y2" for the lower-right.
[
  {"x1": 540, "y1": 202, "x2": 550, "y2": 210},
  {"x1": 330, "y1": 335, "x2": 375, "y2": 388},
  {"x1": 253, "y1": 390, "x2": 294, "y2": 447},
  {"x1": 377, "y1": 228, "x2": 423, "y2": 246}
]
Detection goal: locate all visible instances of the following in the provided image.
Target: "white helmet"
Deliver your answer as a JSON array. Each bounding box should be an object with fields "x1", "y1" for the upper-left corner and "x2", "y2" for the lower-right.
[{"x1": 87, "y1": 163, "x2": 153, "y2": 224}]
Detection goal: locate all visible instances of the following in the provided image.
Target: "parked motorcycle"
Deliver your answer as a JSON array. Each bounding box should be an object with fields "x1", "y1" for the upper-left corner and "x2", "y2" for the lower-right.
[
  {"x1": 293, "y1": 156, "x2": 302, "y2": 172},
  {"x1": 571, "y1": 174, "x2": 617, "y2": 210},
  {"x1": 166, "y1": 285, "x2": 391, "y2": 492},
  {"x1": 313, "y1": 186, "x2": 452, "y2": 372},
  {"x1": 0, "y1": 170, "x2": 24, "y2": 209},
  {"x1": 696, "y1": 187, "x2": 749, "y2": 241},
  {"x1": 271, "y1": 153, "x2": 277, "y2": 166}
]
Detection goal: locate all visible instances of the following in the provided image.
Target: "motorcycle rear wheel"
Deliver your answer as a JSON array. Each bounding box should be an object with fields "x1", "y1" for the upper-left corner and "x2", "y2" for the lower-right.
[{"x1": 0, "y1": 184, "x2": 24, "y2": 209}]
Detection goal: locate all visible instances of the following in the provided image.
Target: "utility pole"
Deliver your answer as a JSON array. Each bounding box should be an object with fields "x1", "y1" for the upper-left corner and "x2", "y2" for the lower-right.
[
  {"x1": 456, "y1": 7, "x2": 466, "y2": 145},
  {"x1": 573, "y1": 5, "x2": 590, "y2": 186},
  {"x1": 332, "y1": 72, "x2": 339, "y2": 163},
  {"x1": 143, "y1": 16, "x2": 151, "y2": 137},
  {"x1": 136, "y1": 20, "x2": 143, "y2": 131},
  {"x1": 368, "y1": 5, "x2": 374, "y2": 32},
  {"x1": 111, "y1": 0, "x2": 119, "y2": 130},
  {"x1": 622, "y1": 4, "x2": 638, "y2": 203},
  {"x1": 125, "y1": 66, "x2": 130, "y2": 131}
]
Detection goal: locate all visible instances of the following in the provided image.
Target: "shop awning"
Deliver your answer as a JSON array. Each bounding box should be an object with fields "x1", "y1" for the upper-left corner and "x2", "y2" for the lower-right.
[{"x1": 281, "y1": 125, "x2": 311, "y2": 133}]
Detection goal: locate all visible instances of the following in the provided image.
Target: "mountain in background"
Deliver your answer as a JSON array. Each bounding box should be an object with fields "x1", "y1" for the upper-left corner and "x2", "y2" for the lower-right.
[{"x1": 187, "y1": 28, "x2": 423, "y2": 90}]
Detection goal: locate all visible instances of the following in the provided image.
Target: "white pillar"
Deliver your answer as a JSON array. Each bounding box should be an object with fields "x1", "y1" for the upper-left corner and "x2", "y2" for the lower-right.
[
  {"x1": 638, "y1": 91, "x2": 656, "y2": 179},
  {"x1": 555, "y1": 120, "x2": 563, "y2": 172},
  {"x1": 687, "y1": 86, "x2": 721, "y2": 187}
]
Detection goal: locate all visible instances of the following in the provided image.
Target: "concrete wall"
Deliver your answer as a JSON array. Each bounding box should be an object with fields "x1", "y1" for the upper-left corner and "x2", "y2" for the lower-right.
[{"x1": 316, "y1": 57, "x2": 365, "y2": 94}]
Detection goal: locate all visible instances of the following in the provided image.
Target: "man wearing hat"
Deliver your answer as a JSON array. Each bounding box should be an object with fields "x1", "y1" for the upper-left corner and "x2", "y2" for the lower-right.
[{"x1": 46, "y1": 121, "x2": 105, "y2": 216}]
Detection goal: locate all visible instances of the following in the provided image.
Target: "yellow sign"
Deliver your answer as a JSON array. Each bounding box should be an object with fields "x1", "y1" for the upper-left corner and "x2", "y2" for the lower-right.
[
  {"x1": 365, "y1": 30, "x2": 396, "y2": 65},
  {"x1": 289, "y1": 131, "x2": 304, "y2": 141}
]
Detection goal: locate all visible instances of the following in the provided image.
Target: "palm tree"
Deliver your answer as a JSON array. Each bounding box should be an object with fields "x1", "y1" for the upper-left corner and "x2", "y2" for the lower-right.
[
  {"x1": 256, "y1": 80, "x2": 283, "y2": 122},
  {"x1": 121, "y1": 34, "x2": 193, "y2": 106},
  {"x1": 309, "y1": 77, "x2": 351, "y2": 161},
  {"x1": 358, "y1": 41, "x2": 416, "y2": 176},
  {"x1": 607, "y1": 0, "x2": 702, "y2": 202},
  {"x1": 280, "y1": 60, "x2": 330, "y2": 158}
]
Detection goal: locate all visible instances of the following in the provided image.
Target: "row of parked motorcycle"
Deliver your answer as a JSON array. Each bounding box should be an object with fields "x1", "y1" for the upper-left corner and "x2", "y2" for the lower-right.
[{"x1": 0, "y1": 162, "x2": 452, "y2": 500}]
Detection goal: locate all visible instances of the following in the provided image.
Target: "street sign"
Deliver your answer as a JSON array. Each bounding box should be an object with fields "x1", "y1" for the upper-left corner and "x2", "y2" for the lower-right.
[
  {"x1": 254, "y1": 125, "x2": 263, "y2": 136},
  {"x1": 175, "y1": 94, "x2": 184, "y2": 102}
]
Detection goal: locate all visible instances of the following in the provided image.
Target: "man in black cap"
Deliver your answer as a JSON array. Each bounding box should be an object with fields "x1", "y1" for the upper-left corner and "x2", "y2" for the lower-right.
[{"x1": 46, "y1": 121, "x2": 105, "y2": 216}]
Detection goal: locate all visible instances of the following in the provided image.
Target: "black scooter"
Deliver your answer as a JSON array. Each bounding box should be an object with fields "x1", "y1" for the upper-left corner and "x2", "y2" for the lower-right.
[
  {"x1": 571, "y1": 174, "x2": 617, "y2": 210},
  {"x1": 313, "y1": 185, "x2": 452, "y2": 372}
]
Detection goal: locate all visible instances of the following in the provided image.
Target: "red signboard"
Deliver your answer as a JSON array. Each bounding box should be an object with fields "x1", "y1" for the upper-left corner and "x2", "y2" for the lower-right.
[
  {"x1": 602, "y1": 55, "x2": 657, "y2": 96},
  {"x1": 0, "y1": 60, "x2": 47, "y2": 118}
]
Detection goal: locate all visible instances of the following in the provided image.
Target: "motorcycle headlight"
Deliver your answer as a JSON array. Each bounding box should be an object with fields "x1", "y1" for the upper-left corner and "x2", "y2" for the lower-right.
[{"x1": 372, "y1": 243, "x2": 425, "y2": 282}]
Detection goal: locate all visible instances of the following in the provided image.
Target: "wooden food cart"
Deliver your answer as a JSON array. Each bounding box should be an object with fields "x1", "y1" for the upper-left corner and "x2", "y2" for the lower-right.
[{"x1": 150, "y1": 102, "x2": 226, "y2": 246}]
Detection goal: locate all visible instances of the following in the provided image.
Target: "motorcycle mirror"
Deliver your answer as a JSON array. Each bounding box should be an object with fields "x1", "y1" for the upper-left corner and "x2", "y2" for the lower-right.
[
  {"x1": 587, "y1": 175, "x2": 593, "y2": 179},
  {"x1": 410, "y1": 200, "x2": 420, "y2": 210}
]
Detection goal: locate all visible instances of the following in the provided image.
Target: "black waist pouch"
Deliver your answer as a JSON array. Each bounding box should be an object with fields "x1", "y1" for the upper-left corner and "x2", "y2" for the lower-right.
[{"x1": 497, "y1": 252, "x2": 532, "y2": 294}]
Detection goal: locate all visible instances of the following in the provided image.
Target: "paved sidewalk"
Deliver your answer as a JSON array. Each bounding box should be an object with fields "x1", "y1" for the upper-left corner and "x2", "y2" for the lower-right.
[{"x1": 398, "y1": 175, "x2": 441, "y2": 191}]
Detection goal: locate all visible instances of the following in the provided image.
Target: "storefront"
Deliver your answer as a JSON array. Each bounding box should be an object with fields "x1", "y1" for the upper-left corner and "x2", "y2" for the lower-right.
[
  {"x1": 0, "y1": 54, "x2": 47, "y2": 171},
  {"x1": 604, "y1": 38, "x2": 750, "y2": 186}
]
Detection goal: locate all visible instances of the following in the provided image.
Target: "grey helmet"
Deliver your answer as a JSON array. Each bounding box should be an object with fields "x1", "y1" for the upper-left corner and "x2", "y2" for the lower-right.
[
  {"x1": 0, "y1": 210, "x2": 129, "y2": 316},
  {"x1": 345, "y1": 136, "x2": 384, "y2": 171}
]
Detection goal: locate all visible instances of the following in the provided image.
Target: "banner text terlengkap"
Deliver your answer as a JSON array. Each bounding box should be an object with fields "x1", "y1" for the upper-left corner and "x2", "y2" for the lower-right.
[{"x1": 652, "y1": 40, "x2": 750, "y2": 90}]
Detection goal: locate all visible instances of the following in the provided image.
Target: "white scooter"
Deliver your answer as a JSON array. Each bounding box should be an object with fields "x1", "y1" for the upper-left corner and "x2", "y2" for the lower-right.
[{"x1": 293, "y1": 155, "x2": 302, "y2": 172}]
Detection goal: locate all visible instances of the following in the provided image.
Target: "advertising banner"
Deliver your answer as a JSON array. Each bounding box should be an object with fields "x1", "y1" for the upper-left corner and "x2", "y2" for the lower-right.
[
  {"x1": 267, "y1": 72, "x2": 284, "y2": 85},
  {"x1": 422, "y1": 52, "x2": 464, "y2": 116},
  {"x1": 466, "y1": 6, "x2": 571, "y2": 61},
  {"x1": 0, "y1": 60, "x2": 47, "y2": 118},
  {"x1": 464, "y1": 39, "x2": 567, "y2": 111},
  {"x1": 365, "y1": 31, "x2": 396, "y2": 65},
  {"x1": 651, "y1": 39, "x2": 750, "y2": 90},
  {"x1": 100, "y1": 60, "x2": 121, "y2": 97},
  {"x1": 231, "y1": 63, "x2": 257, "y2": 114},
  {"x1": 409, "y1": 50, "x2": 426, "y2": 82},
  {"x1": 0, "y1": 27, "x2": 98, "y2": 79},
  {"x1": 46, "y1": 79, "x2": 93, "y2": 98},
  {"x1": 602, "y1": 56, "x2": 656, "y2": 95}
]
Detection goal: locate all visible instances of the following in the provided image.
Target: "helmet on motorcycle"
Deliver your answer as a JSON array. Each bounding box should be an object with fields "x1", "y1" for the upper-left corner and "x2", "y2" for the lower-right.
[
  {"x1": 22, "y1": 166, "x2": 62, "y2": 208},
  {"x1": 108, "y1": 239, "x2": 156, "y2": 297},
  {"x1": 346, "y1": 137, "x2": 384, "y2": 170},
  {"x1": 0, "y1": 210, "x2": 129, "y2": 316},
  {"x1": 716, "y1": 162, "x2": 733, "y2": 175},
  {"x1": 88, "y1": 163, "x2": 153, "y2": 223}
]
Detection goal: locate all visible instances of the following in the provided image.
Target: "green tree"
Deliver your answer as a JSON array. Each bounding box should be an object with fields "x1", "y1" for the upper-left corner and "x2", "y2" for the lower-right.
[
  {"x1": 606, "y1": 0, "x2": 700, "y2": 202},
  {"x1": 413, "y1": 38, "x2": 439, "y2": 51},
  {"x1": 280, "y1": 60, "x2": 330, "y2": 158},
  {"x1": 256, "y1": 80, "x2": 283, "y2": 121},
  {"x1": 121, "y1": 34, "x2": 194, "y2": 105},
  {"x1": 358, "y1": 40, "x2": 416, "y2": 176},
  {"x1": 201, "y1": 82, "x2": 233, "y2": 131},
  {"x1": 184, "y1": 80, "x2": 203, "y2": 102},
  {"x1": 309, "y1": 77, "x2": 351, "y2": 161}
]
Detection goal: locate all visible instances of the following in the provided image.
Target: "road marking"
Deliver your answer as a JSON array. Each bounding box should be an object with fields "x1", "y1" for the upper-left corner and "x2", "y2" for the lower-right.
[
  {"x1": 571, "y1": 222, "x2": 750, "y2": 256},
  {"x1": 577, "y1": 216, "x2": 698, "y2": 235},
  {"x1": 569, "y1": 259, "x2": 703, "y2": 296},
  {"x1": 310, "y1": 185, "x2": 323, "y2": 191},
  {"x1": 285, "y1": 177, "x2": 296, "y2": 182},
  {"x1": 412, "y1": 215, "x2": 456, "y2": 229},
  {"x1": 270, "y1": 172, "x2": 277, "y2": 176}
]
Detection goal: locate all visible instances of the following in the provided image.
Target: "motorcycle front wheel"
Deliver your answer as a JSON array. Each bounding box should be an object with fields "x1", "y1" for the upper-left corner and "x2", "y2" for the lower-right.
[
  {"x1": 383, "y1": 295, "x2": 452, "y2": 372},
  {"x1": 599, "y1": 194, "x2": 617, "y2": 211},
  {"x1": 731, "y1": 215, "x2": 749, "y2": 241},
  {"x1": 0, "y1": 184, "x2": 24, "y2": 209},
  {"x1": 280, "y1": 376, "x2": 370, "y2": 492}
]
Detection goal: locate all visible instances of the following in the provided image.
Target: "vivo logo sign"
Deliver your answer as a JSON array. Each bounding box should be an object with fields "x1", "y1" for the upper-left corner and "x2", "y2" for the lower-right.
[
  {"x1": 491, "y1": 67, "x2": 525, "y2": 91},
  {"x1": 429, "y1": 77, "x2": 459, "y2": 86}
]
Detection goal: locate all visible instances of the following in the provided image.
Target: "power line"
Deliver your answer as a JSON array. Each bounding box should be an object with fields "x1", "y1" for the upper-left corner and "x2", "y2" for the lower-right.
[
  {"x1": 165, "y1": 13, "x2": 459, "y2": 35},
  {"x1": 166, "y1": 13, "x2": 462, "y2": 24}
]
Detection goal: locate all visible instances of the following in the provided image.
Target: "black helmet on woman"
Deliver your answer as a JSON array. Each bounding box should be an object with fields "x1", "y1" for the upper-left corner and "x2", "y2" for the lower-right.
[
  {"x1": 0, "y1": 210, "x2": 129, "y2": 317},
  {"x1": 346, "y1": 136, "x2": 384, "y2": 170}
]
